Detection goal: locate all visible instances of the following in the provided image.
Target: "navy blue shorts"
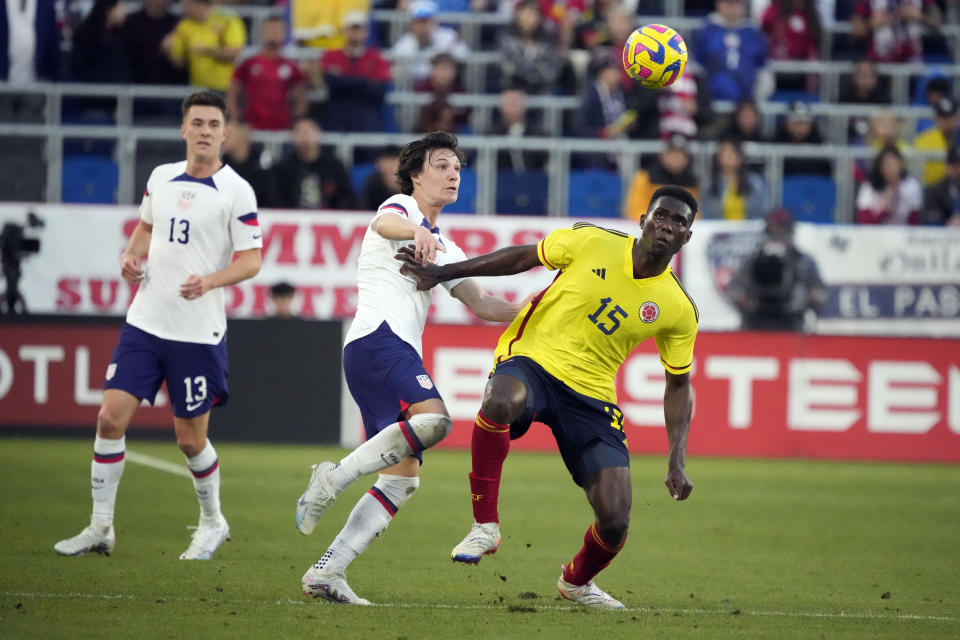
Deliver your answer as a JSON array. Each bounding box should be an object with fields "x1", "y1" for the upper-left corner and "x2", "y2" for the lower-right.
[
  {"x1": 492, "y1": 356, "x2": 628, "y2": 487},
  {"x1": 343, "y1": 321, "x2": 443, "y2": 461},
  {"x1": 104, "y1": 323, "x2": 229, "y2": 419}
]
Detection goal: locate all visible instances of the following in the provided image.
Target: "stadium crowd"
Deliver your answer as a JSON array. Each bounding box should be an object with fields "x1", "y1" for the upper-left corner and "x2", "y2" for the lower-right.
[{"x1": 0, "y1": 0, "x2": 958, "y2": 223}]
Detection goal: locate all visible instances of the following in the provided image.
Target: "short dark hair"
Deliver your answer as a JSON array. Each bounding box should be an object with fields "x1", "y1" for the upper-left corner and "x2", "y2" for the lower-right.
[
  {"x1": 396, "y1": 131, "x2": 465, "y2": 196},
  {"x1": 181, "y1": 90, "x2": 226, "y2": 120},
  {"x1": 649, "y1": 185, "x2": 699, "y2": 220},
  {"x1": 270, "y1": 282, "x2": 295, "y2": 298}
]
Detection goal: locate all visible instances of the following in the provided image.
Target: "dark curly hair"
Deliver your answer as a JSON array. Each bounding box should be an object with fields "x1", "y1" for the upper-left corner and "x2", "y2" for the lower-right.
[
  {"x1": 396, "y1": 131, "x2": 466, "y2": 196},
  {"x1": 649, "y1": 184, "x2": 699, "y2": 222}
]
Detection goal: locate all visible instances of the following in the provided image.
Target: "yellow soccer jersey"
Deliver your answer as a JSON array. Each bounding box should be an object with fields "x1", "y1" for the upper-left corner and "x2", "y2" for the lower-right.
[
  {"x1": 493, "y1": 223, "x2": 699, "y2": 405},
  {"x1": 170, "y1": 10, "x2": 247, "y2": 90}
]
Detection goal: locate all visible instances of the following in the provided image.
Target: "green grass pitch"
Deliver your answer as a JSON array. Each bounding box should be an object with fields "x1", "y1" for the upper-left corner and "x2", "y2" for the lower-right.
[{"x1": 1, "y1": 437, "x2": 957, "y2": 639}]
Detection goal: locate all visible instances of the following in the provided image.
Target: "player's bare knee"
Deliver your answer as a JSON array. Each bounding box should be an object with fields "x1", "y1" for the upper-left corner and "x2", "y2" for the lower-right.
[
  {"x1": 96, "y1": 409, "x2": 127, "y2": 439},
  {"x1": 482, "y1": 376, "x2": 526, "y2": 424},
  {"x1": 408, "y1": 412, "x2": 452, "y2": 448},
  {"x1": 176, "y1": 435, "x2": 204, "y2": 458}
]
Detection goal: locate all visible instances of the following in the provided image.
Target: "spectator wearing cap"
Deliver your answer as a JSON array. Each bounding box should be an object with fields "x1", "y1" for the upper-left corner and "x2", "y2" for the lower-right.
[
  {"x1": 319, "y1": 10, "x2": 391, "y2": 137},
  {"x1": 702, "y1": 137, "x2": 766, "y2": 221},
  {"x1": 165, "y1": 0, "x2": 246, "y2": 91},
  {"x1": 391, "y1": 1, "x2": 470, "y2": 85},
  {"x1": 290, "y1": 0, "x2": 370, "y2": 51},
  {"x1": 727, "y1": 209, "x2": 826, "y2": 332},
  {"x1": 227, "y1": 17, "x2": 306, "y2": 131},
  {"x1": 922, "y1": 147, "x2": 960, "y2": 226},
  {"x1": 692, "y1": 0, "x2": 770, "y2": 103},
  {"x1": 622, "y1": 135, "x2": 700, "y2": 220},
  {"x1": 856, "y1": 145, "x2": 923, "y2": 225},
  {"x1": 269, "y1": 282, "x2": 297, "y2": 319},
  {"x1": 914, "y1": 97, "x2": 960, "y2": 185},
  {"x1": 774, "y1": 100, "x2": 832, "y2": 177}
]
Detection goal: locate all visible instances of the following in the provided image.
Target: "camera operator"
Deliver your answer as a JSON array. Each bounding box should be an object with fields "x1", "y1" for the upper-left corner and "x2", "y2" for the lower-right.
[
  {"x1": 0, "y1": 212, "x2": 44, "y2": 314},
  {"x1": 727, "y1": 209, "x2": 826, "y2": 331}
]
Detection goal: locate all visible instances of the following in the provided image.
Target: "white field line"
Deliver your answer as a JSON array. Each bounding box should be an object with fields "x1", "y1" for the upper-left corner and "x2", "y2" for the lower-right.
[
  {"x1": 1, "y1": 591, "x2": 954, "y2": 622},
  {"x1": 125, "y1": 450, "x2": 192, "y2": 479}
]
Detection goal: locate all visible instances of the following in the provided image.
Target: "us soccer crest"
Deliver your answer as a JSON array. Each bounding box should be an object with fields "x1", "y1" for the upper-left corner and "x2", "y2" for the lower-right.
[
  {"x1": 416, "y1": 374, "x2": 434, "y2": 390},
  {"x1": 105, "y1": 363, "x2": 117, "y2": 381},
  {"x1": 178, "y1": 190, "x2": 197, "y2": 211},
  {"x1": 639, "y1": 301, "x2": 660, "y2": 323}
]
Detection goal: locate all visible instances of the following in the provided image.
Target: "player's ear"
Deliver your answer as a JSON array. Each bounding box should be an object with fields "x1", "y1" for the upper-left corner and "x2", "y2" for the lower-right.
[
  {"x1": 638, "y1": 213, "x2": 647, "y2": 226},
  {"x1": 683, "y1": 229, "x2": 693, "y2": 245}
]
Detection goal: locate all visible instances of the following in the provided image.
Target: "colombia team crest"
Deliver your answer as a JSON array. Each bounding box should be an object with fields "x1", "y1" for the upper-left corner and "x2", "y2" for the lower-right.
[{"x1": 639, "y1": 301, "x2": 660, "y2": 323}]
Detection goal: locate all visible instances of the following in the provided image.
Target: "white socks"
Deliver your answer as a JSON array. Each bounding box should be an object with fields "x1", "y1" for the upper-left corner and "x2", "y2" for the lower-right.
[
  {"x1": 316, "y1": 474, "x2": 420, "y2": 574},
  {"x1": 328, "y1": 413, "x2": 451, "y2": 494},
  {"x1": 185, "y1": 440, "x2": 221, "y2": 522},
  {"x1": 91, "y1": 435, "x2": 125, "y2": 528}
]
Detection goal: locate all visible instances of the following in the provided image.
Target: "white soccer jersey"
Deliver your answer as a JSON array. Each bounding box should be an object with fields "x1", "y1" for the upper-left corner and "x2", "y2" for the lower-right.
[
  {"x1": 344, "y1": 194, "x2": 468, "y2": 355},
  {"x1": 126, "y1": 161, "x2": 263, "y2": 345}
]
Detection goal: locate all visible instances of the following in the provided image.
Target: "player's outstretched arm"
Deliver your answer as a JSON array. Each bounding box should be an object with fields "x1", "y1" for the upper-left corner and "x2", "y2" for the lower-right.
[
  {"x1": 449, "y1": 279, "x2": 528, "y2": 323},
  {"x1": 663, "y1": 371, "x2": 693, "y2": 501},
  {"x1": 180, "y1": 248, "x2": 262, "y2": 301},
  {"x1": 396, "y1": 244, "x2": 541, "y2": 291}
]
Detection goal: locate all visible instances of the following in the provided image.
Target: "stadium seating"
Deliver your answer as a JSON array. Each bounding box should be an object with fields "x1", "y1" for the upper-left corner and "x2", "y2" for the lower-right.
[
  {"x1": 567, "y1": 170, "x2": 622, "y2": 218},
  {"x1": 350, "y1": 163, "x2": 376, "y2": 197},
  {"x1": 445, "y1": 167, "x2": 477, "y2": 214},
  {"x1": 781, "y1": 175, "x2": 838, "y2": 224},
  {"x1": 495, "y1": 170, "x2": 548, "y2": 215},
  {"x1": 62, "y1": 156, "x2": 118, "y2": 204}
]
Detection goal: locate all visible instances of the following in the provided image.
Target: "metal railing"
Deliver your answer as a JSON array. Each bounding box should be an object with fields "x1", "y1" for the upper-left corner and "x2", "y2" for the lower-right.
[{"x1": 0, "y1": 81, "x2": 949, "y2": 219}]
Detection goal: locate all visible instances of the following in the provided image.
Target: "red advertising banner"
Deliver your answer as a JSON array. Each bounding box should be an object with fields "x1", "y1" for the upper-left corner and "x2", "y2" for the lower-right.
[
  {"x1": 421, "y1": 326, "x2": 960, "y2": 462},
  {"x1": 0, "y1": 324, "x2": 172, "y2": 429}
]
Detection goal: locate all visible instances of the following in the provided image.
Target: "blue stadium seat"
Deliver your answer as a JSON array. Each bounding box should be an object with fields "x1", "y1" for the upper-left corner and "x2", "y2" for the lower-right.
[
  {"x1": 445, "y1": 167, "x2": 477, "y2": 214},
  {"x1": 781, "y1": 175, "x2": 837, "y2": 223},
  {"x1": 567, "y1": 170, "x2": 622, "y2": 218},
  {"x1": 496, "y1": 170, "x2": 548, "y2": 215},
  {"x1": 350, "y1": 163, "x2": 376, "y2": 196},
  {"x1": 62, "y1": 156, "x2": 118, "y2": 204}
]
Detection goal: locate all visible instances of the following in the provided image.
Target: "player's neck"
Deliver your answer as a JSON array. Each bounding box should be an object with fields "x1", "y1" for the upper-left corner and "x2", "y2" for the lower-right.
[
  {"x1": 631, "y1": 239, "x2": 671, "y2": 279},
  {"x1": 185, "y1": 156, "x2": 223, "y2": 179},
  {"x1": 413, "y1": 195, "x2": 441, "y2": 226}
]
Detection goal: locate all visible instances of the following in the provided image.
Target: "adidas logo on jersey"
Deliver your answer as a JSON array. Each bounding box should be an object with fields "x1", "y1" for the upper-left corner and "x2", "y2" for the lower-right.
[{"x1": 592, "y1": 268, "x2": 606, "y2": 280}]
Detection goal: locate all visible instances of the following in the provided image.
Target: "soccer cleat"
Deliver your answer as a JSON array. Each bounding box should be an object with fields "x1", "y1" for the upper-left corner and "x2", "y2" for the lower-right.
[
  {"x1": 179, "y1": 515, "x2": 230, "y2": 560},
  {"x1": 295, "y1": 461, "x2": 337, "y2": 535},
  {"x1": 451, "y1": 522, "x2": 501, "y2": 564},
  {"x1": 557, "y1": 565, "x2": 625, "y2": 610},
  {"x1": 54, "y1": 524, "x2": 116, "y2": 556},
  {"x1": 302, "y1": 566, "x2": 372, "y2": 605}
]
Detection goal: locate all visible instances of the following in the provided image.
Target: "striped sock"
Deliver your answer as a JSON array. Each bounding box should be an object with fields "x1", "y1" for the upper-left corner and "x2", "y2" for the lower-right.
[
  {"x1": 563, "y1": 522, "x2": 627, "y2": 586},
  {"x1": 186, "y1": 440, "x2": 221, "y2": 522},
  {"x1": 327, "y1": 420, "x2": 427, "y2": 494},
  {"x1": 319, "y1": 475, "x2": 420, "y2": 574},
  {"x1": 91, "y1": 435, "x2": 125, "y2": 527},
  {"x1": 469, "y1": 411, "x2": 510, "y2": 524}
]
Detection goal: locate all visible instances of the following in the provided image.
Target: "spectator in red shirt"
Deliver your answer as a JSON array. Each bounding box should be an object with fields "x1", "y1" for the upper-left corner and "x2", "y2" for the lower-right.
[
  {"x1": 319, "y1": 11, "x2": 391, "y2": 135},
  {"x1": 760, "y1": 0, "x2": 822, "y2": 95},
  {"x1": 850, "y1": 0, "x2": 941, "y2": 63},
  {"x1": 227, "y1": 16, "x2": 306, "y2": 130}
]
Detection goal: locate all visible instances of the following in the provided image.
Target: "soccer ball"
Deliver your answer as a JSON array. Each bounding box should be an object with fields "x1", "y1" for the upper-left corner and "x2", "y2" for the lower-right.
[{"x1": 622, "y1": 24, "x2": 688, "y2": 89}]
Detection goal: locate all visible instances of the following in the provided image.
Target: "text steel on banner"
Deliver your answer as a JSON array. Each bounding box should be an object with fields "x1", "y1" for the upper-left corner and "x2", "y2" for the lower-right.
[{"x1": 417, "y1": 325, "x2": 960, "y2": 462}]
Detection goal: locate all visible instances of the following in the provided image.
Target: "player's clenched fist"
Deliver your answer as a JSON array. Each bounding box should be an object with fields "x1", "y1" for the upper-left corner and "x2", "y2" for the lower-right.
[
  {"x1": 179, "y1": 274, "x2": 211, "y2": 300},
  {"x1": 120, "y1": 252, "x2": 144, "y2": 284},
  {"x1": 665, "y1": 467, "x2": 693, "y2": 501}
]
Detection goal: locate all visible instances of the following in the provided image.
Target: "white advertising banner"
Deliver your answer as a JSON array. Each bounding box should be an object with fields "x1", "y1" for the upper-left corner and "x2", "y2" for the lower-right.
[
  {"x1": 3, "y1": 204, "x2": 959, "y2": 336},
  {"x1": 682, "y1": 221, "x2": 960, "y2": 337}
]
